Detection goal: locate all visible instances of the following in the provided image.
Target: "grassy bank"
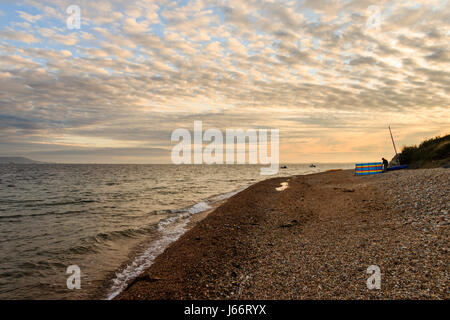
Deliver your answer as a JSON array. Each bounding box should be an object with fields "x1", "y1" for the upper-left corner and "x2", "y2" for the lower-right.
[{"x1": 398, "y1": 134, "x2": 450, "y2": 168}]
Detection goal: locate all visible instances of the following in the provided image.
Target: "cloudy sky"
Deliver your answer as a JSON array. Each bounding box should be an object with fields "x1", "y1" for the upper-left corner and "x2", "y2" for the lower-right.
[{"x1": 0, "y1": 0, "x2": 449, "y2": 163}]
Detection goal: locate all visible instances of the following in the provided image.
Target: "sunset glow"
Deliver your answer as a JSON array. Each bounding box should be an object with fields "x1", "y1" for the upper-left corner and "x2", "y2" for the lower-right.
[{"x1": 1, "y1": 0, "x2": 449, "y2": 163}]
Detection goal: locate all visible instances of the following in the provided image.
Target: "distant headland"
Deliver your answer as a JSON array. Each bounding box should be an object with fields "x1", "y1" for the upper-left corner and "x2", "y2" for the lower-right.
[{"x1": 0, "y1": 157, "x2": 47, "y2": 164}]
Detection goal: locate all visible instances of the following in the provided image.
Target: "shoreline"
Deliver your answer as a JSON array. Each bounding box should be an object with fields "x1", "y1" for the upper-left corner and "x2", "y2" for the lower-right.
[
  {"x1": 104, "y1": 186, "x2": 249, "y2": 300},
  {"x1": 115, "y1": 168, "x2": 449, "y2": 300}
]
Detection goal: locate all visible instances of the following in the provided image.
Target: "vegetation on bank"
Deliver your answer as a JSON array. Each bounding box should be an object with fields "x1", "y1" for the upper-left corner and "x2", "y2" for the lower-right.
[{"x1": 398, "y1": 134, "x2": 450, "y2": 168}]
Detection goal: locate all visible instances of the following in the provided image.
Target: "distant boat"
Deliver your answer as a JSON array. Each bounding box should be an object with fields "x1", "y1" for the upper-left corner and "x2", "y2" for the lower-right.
[
  {"x1": 309, "y1": 164, "x2": 316, "y2": 168},
  {"x1": 280, "y1": 165, "x2": 287, "y2": 169}
]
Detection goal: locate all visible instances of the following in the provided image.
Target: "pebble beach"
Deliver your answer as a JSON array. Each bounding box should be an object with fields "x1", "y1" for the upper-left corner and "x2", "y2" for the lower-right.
[{"x1": 116, "y1": 168, "x2": 449, "y2": 300}]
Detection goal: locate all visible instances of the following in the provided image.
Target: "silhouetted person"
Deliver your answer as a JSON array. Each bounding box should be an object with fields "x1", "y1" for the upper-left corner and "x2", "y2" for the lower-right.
[{"x1": 382, "y1": 158, "x2": 389, "y2": 172}]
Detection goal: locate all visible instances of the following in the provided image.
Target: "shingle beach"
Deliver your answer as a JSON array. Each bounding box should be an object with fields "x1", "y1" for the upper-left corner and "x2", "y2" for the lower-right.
[{"x1": 116, "y1": 169, "x2": 449, "y2": 300}]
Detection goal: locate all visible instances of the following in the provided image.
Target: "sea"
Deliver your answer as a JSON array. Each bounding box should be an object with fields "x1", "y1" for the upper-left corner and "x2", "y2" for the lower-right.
[{"x1": 0, "y1": 163, "x2": 353, "y2": 299}]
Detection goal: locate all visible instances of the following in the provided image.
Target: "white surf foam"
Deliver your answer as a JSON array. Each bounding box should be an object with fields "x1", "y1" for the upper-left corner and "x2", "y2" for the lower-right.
[
  {"x1": 105, "y1": 190, "x2": 243, "y2": 300},
  {"x1": 106, "y1": 215, "x2": 189, "y2": 300},
  {"x1": 187, "y1": 201, "x2": 211, "y2": 214}
]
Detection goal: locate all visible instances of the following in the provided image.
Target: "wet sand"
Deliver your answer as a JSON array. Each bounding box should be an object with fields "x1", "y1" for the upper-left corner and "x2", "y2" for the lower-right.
[{"x1": 116, "y1": 169, "x2": 449, "y2": 299}]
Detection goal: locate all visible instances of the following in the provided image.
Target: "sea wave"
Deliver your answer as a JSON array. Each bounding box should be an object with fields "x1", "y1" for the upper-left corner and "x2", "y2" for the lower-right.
[
  {"x1": 105, "y1": 189, "x2": 242, "y2": 300},
  {"x1": 106, "y1": 213, "x2": 194, "y2": 299}
]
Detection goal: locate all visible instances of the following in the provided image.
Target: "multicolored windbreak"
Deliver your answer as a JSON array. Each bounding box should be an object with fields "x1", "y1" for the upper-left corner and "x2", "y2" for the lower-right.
[{"x1": 355, "y1": 162, "x2": 383, "y2": 175}]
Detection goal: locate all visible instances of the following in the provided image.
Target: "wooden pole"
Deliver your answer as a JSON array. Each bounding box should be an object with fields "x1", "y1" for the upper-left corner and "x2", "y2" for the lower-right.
[{"x1": 389, "y1": 125, "x2": 398, "y2": 157}]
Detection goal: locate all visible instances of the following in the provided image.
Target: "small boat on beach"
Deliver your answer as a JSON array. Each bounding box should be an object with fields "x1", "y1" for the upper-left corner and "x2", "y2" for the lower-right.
[
  {"x1": 309, "y1": 164, "x2": 316, "y2": 168},
  {"x1": 387, "y1": 165, "x2": 408, "y2": 171}
]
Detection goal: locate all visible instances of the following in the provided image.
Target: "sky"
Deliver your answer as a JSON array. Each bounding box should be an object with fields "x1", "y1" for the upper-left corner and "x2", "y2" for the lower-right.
[{"x1": 0, "y1": 0, "x2": 449, "y2": 164}]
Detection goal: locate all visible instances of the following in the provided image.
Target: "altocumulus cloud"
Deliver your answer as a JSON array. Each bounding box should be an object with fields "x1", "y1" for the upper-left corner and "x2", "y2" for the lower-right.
[{"x1": 0, "y1": 0, "x2": 448, "y2": 163}]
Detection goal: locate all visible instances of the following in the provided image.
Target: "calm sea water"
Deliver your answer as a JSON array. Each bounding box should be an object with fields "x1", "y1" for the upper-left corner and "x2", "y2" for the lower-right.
[{"x1": 0, "y1": 163, "x2": 353, "y2": 299}]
